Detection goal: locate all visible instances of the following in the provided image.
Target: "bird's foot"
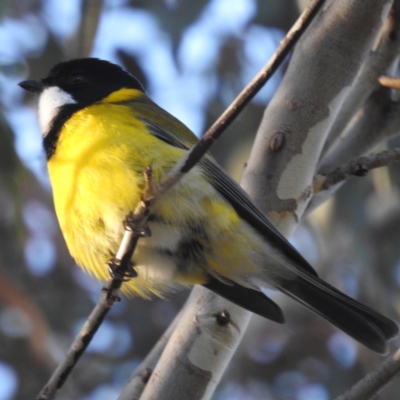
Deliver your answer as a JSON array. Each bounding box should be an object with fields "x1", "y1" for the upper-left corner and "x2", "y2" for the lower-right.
[
  {"x1": 107, "y1": 257, "x2": 137, "y2": 281},
  {"x1": 123, "y1": 213, "x2": 152, "y2": 237}
]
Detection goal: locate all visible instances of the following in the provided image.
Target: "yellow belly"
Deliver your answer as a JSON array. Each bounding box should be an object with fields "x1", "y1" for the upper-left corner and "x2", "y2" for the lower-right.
[{"x1": 48, "y1": 101, "x2": 269, "y2": 298}]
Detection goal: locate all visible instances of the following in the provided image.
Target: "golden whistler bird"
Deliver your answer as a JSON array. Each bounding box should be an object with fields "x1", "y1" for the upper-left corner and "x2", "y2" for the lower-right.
[{"x1": 19, "y1": 58, "x2": 398, "y2": 354}]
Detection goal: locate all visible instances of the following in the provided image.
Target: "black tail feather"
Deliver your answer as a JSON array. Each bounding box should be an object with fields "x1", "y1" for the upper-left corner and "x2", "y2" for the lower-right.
[
  {"x1": 203, "y1": 277, "x2": 284, "y2": 323},
  {"x1": 278, "y1": 276, "x2": 398, "y2": 354},
  {"x1": 203, "y1": 274, "x2": 398, "y2": 354}
]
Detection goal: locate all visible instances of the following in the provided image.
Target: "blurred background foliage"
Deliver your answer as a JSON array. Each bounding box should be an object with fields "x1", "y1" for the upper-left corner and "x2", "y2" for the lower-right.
[{"x1": 0, "y1": 1, "x2": 399, "y2": 399}]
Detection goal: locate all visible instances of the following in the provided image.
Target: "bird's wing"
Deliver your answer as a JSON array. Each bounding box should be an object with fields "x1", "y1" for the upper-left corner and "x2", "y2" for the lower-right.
[
  {"x1": 203, "y1": 277, "x2": 285, "y2": 323},
  {"x1": 200, "y1": 160, "x2": 317, "y2": 276},
  {"x1": 140, "y1": 116, "x2": 317, "y2": 277},
  {"x1": 139, "y1": 111, "x2": 400, "y2": 353}
]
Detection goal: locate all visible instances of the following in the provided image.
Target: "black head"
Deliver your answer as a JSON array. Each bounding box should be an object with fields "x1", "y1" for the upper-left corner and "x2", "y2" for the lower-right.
[
  {"x1": 19, "y1": 58, "x2": 145, "y2": 105},
  {"x1": 18, "y1": 58, "x2": 146, "y2": 160}
]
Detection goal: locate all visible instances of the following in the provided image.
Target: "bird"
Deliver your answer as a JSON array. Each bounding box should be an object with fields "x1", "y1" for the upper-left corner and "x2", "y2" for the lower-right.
[{"x1": 19, "y1": 58, "x2": 398, "y2": 354}]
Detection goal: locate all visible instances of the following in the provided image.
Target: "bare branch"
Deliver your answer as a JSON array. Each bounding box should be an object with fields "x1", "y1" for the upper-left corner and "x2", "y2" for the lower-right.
[
  {"x1": 199, "y1": 0, "x2": 325, "y2": 146},
  {"x1": 314, "y1": 147, "x2": 400, "y2": 193},
  {"x1": 243, "y1": 0, "x2": 391, "y2": 232},
  {"x1": 305, "y1": 90, "x2": 400, "y2": 215},
  {"x1": 117, "y1": 312, "x2": 180, "y2": 400},
  {"x1": 380, "y1": 75, "x2": 400, "y2": 89},
  {"x1": 158, "y1": 0, "x2": 326, "y2": 192},
  {"x1": 319, "y1": 88, "x2": 400, "y2": 173},
  {"x1": 321, "y1": 0, "x2": 400, "y2": 158},
  {"x1": 334, "y1": 347, "x2": 400, "y2": 400},
  {"x1": 139, "y1": 287, "x2": 253, "y2": 400},
  {"x1": 36, "y1": 281, "x2": 121, "y2": 400}
]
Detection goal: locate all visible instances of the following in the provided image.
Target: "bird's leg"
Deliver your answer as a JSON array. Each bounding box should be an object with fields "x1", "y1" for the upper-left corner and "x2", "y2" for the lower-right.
[
  {"x1": 123, "y1": 212, "x2": 152, "y2": 238},
  {"x1": 107, "y1": 258, "x2": 137, "y2": 281},
  {"x1": 107, "y1": 166, "x2": 156, "y2": 281},
  {"x1": 107, "y1": 212, "x2": 150, "y2": 281},
  {"x1": 123, "y1": 165, "x2": 156, "y2": 237},
  {"x1": 142, "y1": 164, "x2": 157, "y2": 204}
]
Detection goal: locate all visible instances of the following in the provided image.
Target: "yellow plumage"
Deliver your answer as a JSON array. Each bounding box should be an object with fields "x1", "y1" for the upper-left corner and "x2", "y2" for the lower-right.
[{"x1": 48, "y1": 88, "x2": 265, "y2": 298}]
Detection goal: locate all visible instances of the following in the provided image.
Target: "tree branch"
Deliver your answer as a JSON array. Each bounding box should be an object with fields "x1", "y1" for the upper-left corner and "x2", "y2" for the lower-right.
[
  {"x1": 379, "y1": 75, "x2": 400, "y2": 89},
  {"x1": 318, "y1": 88, "x2": 400, "y2": 174},
  {"x1": 139, "y1": 286, "x2": 253, "y2": 400},
  {"x1": 321, "y1": 0, "x2": 400, "y2": 158},
  {"x1": 305, "y1": 89, "x2": 400, "y2": 215},
  {"x1": 36, "y1": 281, "x2": 122, "y2": 400},
  {"x1": 314, "y1": 147, "x2": 400, "y2": 193},
  {"x1": 117, "y1": 311, "x2": 180, "y2": 400},
  {"x1": 334, "y1": 347, "x2": 400, "y2": 400},
  {"x1": 158, "y1": 0, "x2": 326, "y2": 191},
  {"x1": 243, "y1": 0, "x2": 391, "y2": 233}
]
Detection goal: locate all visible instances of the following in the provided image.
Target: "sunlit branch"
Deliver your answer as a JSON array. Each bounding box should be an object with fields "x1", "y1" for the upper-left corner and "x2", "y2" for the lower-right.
[{"x1": 379, "y1": 75, "x2": 400, "y2": 89}]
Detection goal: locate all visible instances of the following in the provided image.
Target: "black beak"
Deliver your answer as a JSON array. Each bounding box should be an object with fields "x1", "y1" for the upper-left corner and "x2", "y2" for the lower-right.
[{"x1": 18, "y1": 80, "x2": 45, "y2": 94}]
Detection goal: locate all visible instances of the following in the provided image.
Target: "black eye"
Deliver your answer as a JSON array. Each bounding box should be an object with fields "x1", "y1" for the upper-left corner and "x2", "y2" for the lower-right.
[{"x1": 69, "y1": 72, "x2": 87, "y2": 84}]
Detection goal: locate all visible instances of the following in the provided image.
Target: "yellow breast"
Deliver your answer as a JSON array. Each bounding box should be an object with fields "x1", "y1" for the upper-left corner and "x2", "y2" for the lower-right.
[
  {"x1": 47, "y1": 95, "x2": 186, "y2": 291},
  {"x1": 47, "y1": 90, "x2": 268, "y2": 298}
]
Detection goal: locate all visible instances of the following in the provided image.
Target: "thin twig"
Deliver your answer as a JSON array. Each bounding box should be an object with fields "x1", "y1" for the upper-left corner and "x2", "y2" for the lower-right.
[
  {"x1": 160, "y1": 0, "x2": 326, "y2": 191},
  {"x1": 314, "y1": 147, "x2": 400, "y2": 193},
  {"x1": 334, "y1": 347, "x2": 400, "y2": 400},
  {"x1": 37, "y1": 1, "x2": 326, "y2": 397},
  {"x1": 36, "y1": 283, "x2": 120, "y2": 400},
  {"x1": 379, "y1": 75, "x2": 400, "y2": 89},
  {"x1": 37, "y1": 168, "x2": 155, "y2": 400}
]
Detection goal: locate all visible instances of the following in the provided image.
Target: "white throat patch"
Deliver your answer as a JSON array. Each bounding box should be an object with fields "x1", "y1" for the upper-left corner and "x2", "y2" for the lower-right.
[{"x1": 38, "y1": 87, "x2": 77, "y2": 136}]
